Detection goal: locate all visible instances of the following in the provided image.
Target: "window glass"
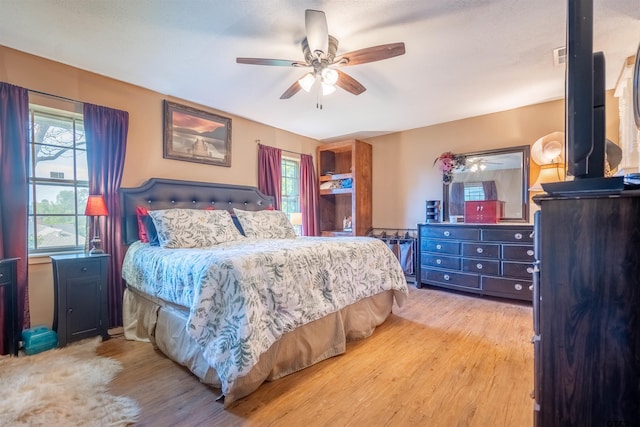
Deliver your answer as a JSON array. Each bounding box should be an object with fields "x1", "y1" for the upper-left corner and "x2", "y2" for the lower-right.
[
  {"x1": 28, "y1": 105, "x2": 88, "y2": 254},
  {"x1": 464, "y1": 183, "x2": 486, "y2": 201},
  {"x1": 281, "y1": 157, "x2": 301, "y2": 234}
]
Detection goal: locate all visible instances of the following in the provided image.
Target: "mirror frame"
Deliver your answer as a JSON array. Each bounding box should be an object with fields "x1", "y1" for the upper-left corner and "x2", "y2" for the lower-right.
[{"x1": 442, "y1": 145, "x2": 530, "y2": 223}]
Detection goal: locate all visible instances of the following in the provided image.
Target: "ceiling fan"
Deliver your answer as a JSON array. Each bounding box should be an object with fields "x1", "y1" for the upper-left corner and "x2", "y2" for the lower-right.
[{"x1": 236, "y1": 9, "x2": 406, "y2": 102}]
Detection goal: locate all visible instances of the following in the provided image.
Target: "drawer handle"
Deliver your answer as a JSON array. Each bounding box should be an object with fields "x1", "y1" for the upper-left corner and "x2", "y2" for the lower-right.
[
  {"x1": 527, "y1": 249, "x2": 534, "y2": 256},
  {"x1": 443, "y1": 274, "x2": 450, "y2": 281},
  {"x1": 529, "y1": 285, "x2": 534, "y2": 291},
  {"x1": 527, "y1": 267, "x2": 534, "y2": 274},
  {"x1": 476, "y1": 263, "x2": 483, "y2": 270},
  {"x1": 476, "y1": 247, "x2": 484, "y2": 254},
  {"x1": 514, "y1": 283, "x2": 523, "y2": 291},
  {"x1": 443, "y1": 231, "x2": 451, "y2": 237},
  {"x1": 514, "y1": 233, "x2": 523, "y2": 240},
  {"x1": 436, "y1": 259, "x2": 442, "y2": 265},
  {"x1": 80, "y1": 267, "x2": 88, "y2": 273},
  {"x1": 0, "y1": 273, "x2": 3, "y2": 279},
  {"x1": 436, "y1": 244, "x2": 442, "y2": 250}
]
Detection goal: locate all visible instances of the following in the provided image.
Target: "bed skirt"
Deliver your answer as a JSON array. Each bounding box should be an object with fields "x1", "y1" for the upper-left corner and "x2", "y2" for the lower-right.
[{"x1": 122, "y1": 286, "x2": 395, "y2": 407}]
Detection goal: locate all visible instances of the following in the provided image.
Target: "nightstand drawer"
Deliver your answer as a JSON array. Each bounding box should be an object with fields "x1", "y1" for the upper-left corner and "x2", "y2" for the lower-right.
[
  {"x1": 0, "y1": 263, "x2": 10, "y2": 285},
  {"x1": 64, "y1": 259, "x2": 102, "y2": 278}
]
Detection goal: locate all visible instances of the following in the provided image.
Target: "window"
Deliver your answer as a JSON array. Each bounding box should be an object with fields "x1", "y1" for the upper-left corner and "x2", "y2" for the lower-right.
[
  {"x1": 27, "y1": 104, "x2": 88, "y2": 254},
  {"x1": 464, "y1": 183, "x2": 486, "y2": 201},
  {"x1": 281, "y1": 156, "x2": 301, "y2": 234}
]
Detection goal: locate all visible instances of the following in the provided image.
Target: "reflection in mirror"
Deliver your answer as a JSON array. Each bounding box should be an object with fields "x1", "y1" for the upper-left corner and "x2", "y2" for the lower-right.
[{"x1": 443, "y1": 145, "x2": 530, "y2": 223}]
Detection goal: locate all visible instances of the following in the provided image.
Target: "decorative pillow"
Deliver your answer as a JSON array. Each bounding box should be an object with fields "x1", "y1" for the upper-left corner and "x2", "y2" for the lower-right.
[
  {"x1": 135, "y1": 206, "x2": 150, "y2": 243},
  {"x1": 148, "y1": 208, "x2": 244, "y2": 248},
  {"x1": 233, "y1": 208, "x2": 297, "y2": 239},
  {"x1": 135, "y1": 206, "x2": 160, "y2": 245}
]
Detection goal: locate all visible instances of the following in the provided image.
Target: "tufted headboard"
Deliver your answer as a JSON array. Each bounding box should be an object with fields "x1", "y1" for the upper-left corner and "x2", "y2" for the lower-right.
[{"x1": 120, "y1": 178, "x2": 275, "y2": 245}]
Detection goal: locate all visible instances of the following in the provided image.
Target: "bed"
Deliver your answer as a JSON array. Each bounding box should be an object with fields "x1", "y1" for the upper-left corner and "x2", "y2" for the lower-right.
[{"x1": 119, "y1": 178, "x2": 408, "y2": 406}]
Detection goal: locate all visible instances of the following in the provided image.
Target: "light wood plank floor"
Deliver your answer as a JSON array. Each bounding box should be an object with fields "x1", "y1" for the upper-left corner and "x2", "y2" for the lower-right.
[{"x1": 98, "y1": 286, "x2": 534, "y2": 427}]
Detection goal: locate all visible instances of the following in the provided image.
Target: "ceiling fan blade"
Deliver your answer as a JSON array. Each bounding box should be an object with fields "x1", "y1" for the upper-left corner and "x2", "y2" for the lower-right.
[
  {"x1": 237, "y1": 58, "x2": 308, "y2": 67},
  {"x1": 305, "y1": 9, "x2": 329, "y2": 55},
  {"x1": 334, "y1": 42, "x2": 406, "y2": 66},
  {"x1": 280, "y1": 80, "x2": 303, "y2": 99},
  {"x1": 335, "y1": 70, "x2": 366, "y2": 95}
]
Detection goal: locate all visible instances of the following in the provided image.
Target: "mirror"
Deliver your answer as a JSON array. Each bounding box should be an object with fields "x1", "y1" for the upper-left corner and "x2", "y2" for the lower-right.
[{"x1": 443, "y1": 145, "x2": 530, "y2": 223}]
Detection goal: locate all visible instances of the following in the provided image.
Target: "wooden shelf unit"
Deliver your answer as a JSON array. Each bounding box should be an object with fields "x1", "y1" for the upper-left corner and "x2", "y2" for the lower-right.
[{"x1": 317, "y1": 139, "x2": 372, "y2": 237}]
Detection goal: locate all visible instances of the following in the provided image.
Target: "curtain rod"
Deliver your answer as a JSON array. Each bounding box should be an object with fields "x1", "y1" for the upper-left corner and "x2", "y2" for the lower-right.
[
  {"x1": 28, "y1": 89, "x2": 82, "y2": 105},
  {"x1": 256, "y1": 141, "x2": 308, "y2": 157}
]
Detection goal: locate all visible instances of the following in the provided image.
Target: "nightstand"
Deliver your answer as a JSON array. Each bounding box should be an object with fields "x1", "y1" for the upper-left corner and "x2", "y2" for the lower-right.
[
  {"x1": 51, "y1": 253, "x2": 110, "y2": 347},
  {"x1": 0, "y1": 258, "x2": 19, "y2": 356}
]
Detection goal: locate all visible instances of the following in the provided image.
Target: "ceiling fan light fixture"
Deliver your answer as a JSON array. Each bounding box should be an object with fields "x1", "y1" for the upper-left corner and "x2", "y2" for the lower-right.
[
  {"x1": 321, "y1": 68, "x2": 338, "y2": 85},
  {"x1": 298, "y1": 73, "x2": 316, "y2": 92},
  {"x1": 321, "y1": 82, "x2": 336, "y2": 96}
]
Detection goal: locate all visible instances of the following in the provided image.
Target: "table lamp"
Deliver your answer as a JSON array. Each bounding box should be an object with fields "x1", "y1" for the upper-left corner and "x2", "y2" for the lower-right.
[{"x1": 85, "y1": 195, "x2": 108, "y2": 255}]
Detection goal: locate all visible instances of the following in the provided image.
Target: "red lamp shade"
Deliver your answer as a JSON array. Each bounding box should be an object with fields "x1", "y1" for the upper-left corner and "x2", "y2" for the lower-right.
[{"x1": 85, "y1": 195, "x2": 108, "y2": 217}]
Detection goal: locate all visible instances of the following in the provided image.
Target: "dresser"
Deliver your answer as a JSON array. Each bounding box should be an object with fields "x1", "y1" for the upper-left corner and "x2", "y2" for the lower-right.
[
  {"x1": 417, "y1": 223, "x2": 534, "y2": 301},
  {"x1": 0, "y1": 258, "x2": 19, "y2": 355},
  {"x1": 533, "y1": 192, "x2": 640, "y2": 425},
  {"x1": 51, "y1": 253, "x2": 110, "y2": 347}
]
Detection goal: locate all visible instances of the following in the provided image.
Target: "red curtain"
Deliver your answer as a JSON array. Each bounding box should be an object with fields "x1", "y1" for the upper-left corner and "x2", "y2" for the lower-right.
[
  {"x1": 84, "y1": 103, "x2": 128, "y2": 328},
  {"x1": 258, "y1": 144, "x2": 282, "y2": 210},
  {"x1": 0, "y1": 82, "x2": 30, "y2": 354},
  {"x1": 300, "y1": 154, "x2": 319, "y2": 236}
]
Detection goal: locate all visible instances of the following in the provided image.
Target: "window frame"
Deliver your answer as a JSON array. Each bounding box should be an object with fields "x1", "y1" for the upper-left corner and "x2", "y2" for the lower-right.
[
  {"x1": 27, "y1": 103, "x2": 89, "y2": 255},
  {"x1": 281, "y1": 155, "x2": 301, "y2": 234}
]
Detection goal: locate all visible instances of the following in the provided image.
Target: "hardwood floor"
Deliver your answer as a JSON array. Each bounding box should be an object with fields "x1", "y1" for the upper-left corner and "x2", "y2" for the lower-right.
[{"x1": 98, "y1": 286, "x2": 534, "y2": 426}]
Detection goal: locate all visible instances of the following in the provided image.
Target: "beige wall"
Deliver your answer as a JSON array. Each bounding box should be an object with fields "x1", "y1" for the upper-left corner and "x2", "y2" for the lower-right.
[
  {"x1": 0, "y1": 44, "x2": 621, "y2": 327},
  {"x1": 366, "y1": 92, "x2": 620, "y2": 228},
  {"x1": 0, "y1": 45, "x2": 319, "y2": 327}
]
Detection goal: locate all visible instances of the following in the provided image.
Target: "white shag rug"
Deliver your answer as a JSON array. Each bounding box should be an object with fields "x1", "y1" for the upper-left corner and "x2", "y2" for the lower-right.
[{"x1": 0, "y1": 337, "x2": 140, "y2": 426}]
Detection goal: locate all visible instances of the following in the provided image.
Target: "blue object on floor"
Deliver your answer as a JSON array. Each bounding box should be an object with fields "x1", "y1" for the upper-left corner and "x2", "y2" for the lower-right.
[{"x1": 21, "y1": 325, "x2": 58, "y2": 355}]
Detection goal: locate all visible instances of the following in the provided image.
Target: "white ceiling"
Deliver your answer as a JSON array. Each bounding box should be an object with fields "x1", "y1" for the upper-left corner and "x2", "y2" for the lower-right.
[{"x1": 1, "y1": 1, "x2": 639, "y2": 142}]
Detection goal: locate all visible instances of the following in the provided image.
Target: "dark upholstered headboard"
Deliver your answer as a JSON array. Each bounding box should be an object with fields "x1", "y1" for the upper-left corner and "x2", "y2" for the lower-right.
[{"x1": 120, "y1": 178, "x2": 275, "y2": 245}]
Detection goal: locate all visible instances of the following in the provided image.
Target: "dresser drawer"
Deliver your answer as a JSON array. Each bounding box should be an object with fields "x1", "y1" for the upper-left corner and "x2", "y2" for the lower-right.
[
  {"x1": 462, "y1": 258, "x2": 500, "y2": 275},
  {"x1": 421, "y1": 254, "x2": 460, "y2": 270},
  {"x1": 482, "y1": 276, "x2": 533, "y2": 300},
  {"x1": 421, "y1": 226, "x2": 480, "y2": 241},
  {"x1": 502, "y1": 261, "x2": 534, "y2": 279},
  {"x1": 462, "y1": 242, "x2": 500, "y2": 258},
  {"x1": 0, "y1": 263, "x2": 10, "y2": 285},
  {"x1": 422, "y1": 239, "x2": 460, "y2": 255},
  {"x1": 423, "y1": 269, "x2": 480, "y2": 288},
  {"x1": 502, "y1": 244, "x2": 535, "y2": 261},
  {"x1": 482, "y1": 228, "x2": 532, "y2": 243}
]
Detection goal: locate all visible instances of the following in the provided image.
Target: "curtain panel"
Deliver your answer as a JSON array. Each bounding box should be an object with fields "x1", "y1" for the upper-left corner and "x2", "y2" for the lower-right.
[
  {"x1": 300, "y1": 154, "x2": 319, "y2": 236},
  {"x1": 258, "y1": 144, "x2": 282, "y2": 210},
  {"x1": 84, "y1": 103, "x2": 129, "y2": 328},
  {"x1": 0, "y1": 82, "x2": 30, "y2": 354}
]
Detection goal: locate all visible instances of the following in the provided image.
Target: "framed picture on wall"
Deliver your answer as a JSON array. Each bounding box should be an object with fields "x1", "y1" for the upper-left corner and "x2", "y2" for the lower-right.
[{"x1": 163, "y1": 100, "x2": 232, "y2": 167}]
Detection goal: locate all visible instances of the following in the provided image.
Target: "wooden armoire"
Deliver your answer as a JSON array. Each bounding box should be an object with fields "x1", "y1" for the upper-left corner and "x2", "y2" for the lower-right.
[{"x1": 533, "y1": 191, "x2": 640, "y2": 426}]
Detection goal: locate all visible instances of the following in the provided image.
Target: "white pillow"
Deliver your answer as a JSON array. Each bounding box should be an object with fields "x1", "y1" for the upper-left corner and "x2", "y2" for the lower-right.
[
  {"x1": 148, "y1": 208, "x2": 243, "y2": 248},
  {"x1": 233, "y1": 208, "x2": 297, "y2": 239}
]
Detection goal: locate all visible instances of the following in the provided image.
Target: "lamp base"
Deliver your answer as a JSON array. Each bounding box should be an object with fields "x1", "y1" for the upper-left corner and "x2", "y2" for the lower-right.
[{"x1": 89, "y1": 237, "x2": 103, "y2": 255}]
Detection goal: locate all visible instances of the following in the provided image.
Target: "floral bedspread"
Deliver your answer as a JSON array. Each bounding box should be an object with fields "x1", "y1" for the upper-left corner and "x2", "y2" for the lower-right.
[{"x1": 122, "y1": 236, "x2": 408, "y2": 394}]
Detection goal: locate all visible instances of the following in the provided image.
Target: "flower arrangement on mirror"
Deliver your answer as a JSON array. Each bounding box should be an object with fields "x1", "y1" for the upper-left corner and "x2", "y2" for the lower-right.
[{"x1": 433, "y1": 151, "x2": 466, "y2": 184}]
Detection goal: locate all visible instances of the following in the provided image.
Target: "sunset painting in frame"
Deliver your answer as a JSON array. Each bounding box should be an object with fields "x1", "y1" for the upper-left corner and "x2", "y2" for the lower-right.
[{"x1": 163, "y1": 100, "x2": 232, "y2": 167}]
